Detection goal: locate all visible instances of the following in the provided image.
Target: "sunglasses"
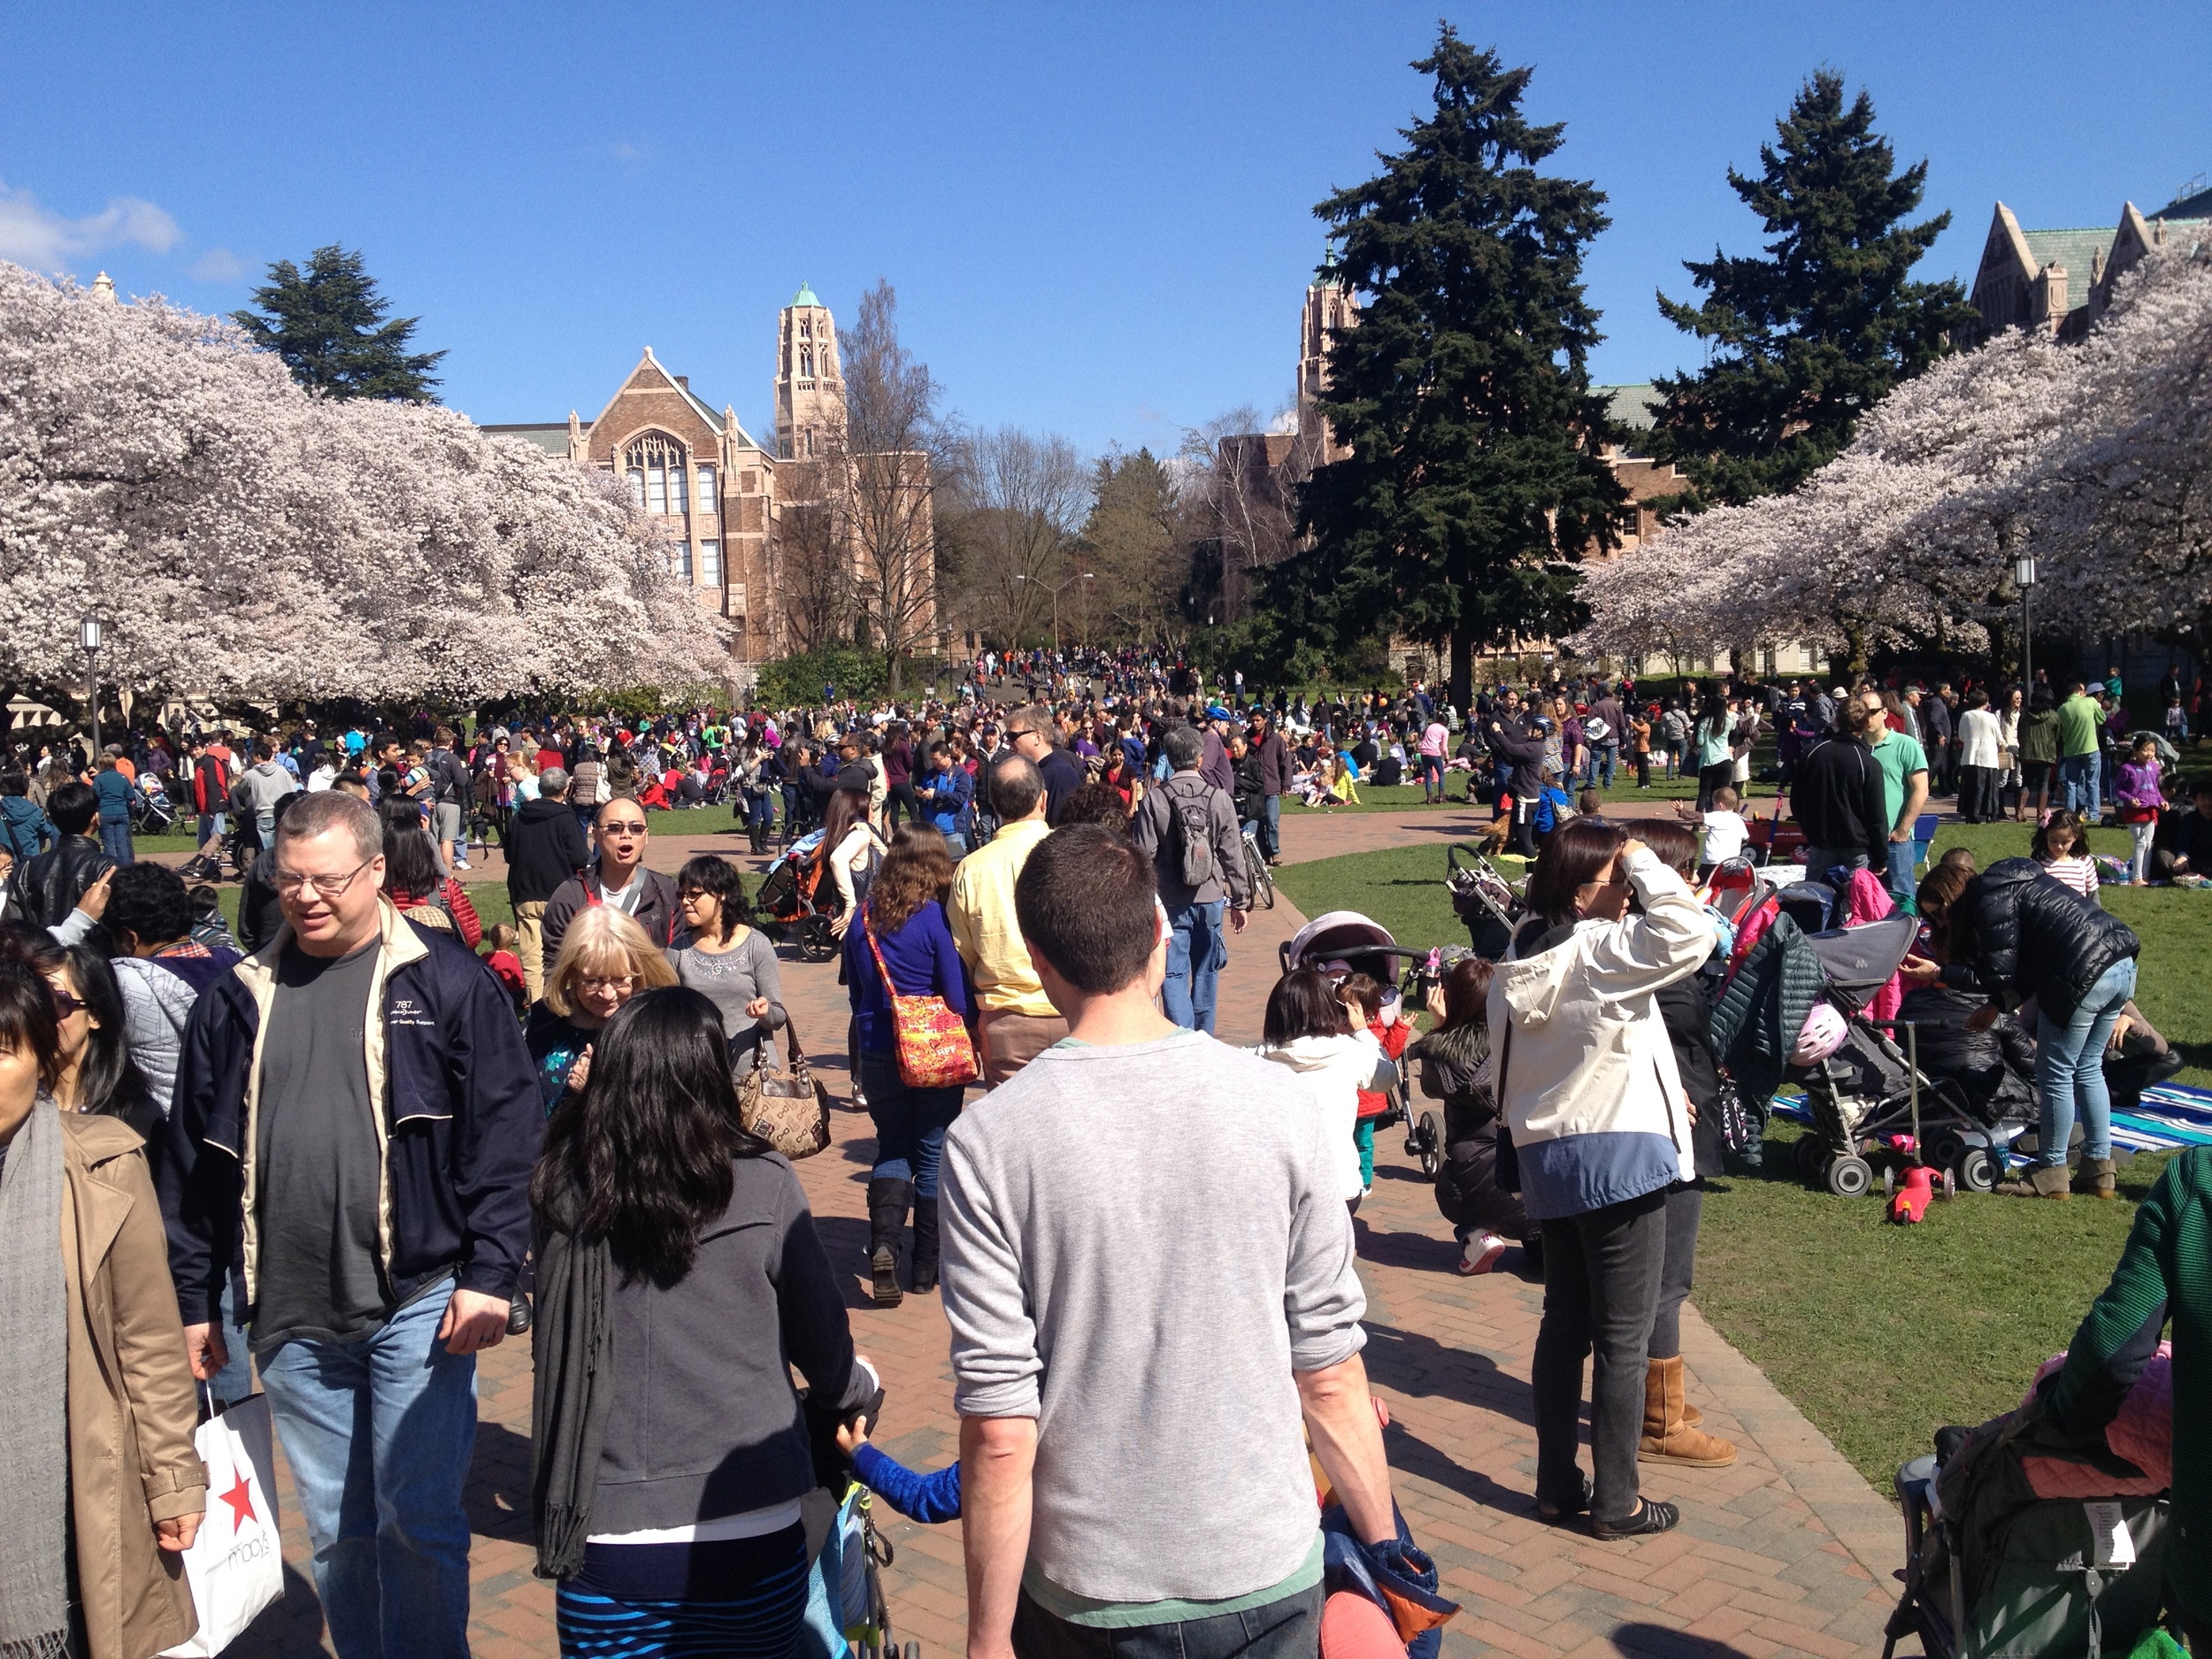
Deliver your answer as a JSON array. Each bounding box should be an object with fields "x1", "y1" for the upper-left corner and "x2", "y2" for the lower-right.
[
  {"x1": 600, "y1": 821, "x2": 649, "y2": 836},
  {"x1": 50, "y1": 988, "x2": 87, "y2": 1018}
]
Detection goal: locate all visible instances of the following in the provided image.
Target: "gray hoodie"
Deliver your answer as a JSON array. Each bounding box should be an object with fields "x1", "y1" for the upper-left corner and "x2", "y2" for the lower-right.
[{"x1": 238, "y1": 759, "x2": 296, "y2": 814}]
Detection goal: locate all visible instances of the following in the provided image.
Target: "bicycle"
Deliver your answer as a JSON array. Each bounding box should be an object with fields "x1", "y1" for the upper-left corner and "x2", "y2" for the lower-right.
[{"x1": 1240, "y1": 822, "x2": 1276, "y2": 910}]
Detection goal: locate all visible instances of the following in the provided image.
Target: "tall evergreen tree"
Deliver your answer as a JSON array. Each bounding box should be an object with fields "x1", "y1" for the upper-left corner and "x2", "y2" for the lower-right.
[
  {"x1": 1651, "y1": 71, "x2": 1975, "y2": 509},
  {"x1": 233, "y1": 245, "x2": 445, "y2": 402},
  {"x1": 1277, "y1": 27, "x2": 1624, "y2": 706}
]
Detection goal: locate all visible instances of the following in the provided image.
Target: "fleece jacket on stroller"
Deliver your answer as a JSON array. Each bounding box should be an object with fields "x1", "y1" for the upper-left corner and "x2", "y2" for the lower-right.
[{"x1": 1708, "y1": 911, "x2": 1823, "y2": 1139}]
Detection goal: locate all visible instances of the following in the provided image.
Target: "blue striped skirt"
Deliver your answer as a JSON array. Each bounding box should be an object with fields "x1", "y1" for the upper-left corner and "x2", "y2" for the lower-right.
[{"x1": 557, "y1": 1523, "x2": 810, "y2": 1659}]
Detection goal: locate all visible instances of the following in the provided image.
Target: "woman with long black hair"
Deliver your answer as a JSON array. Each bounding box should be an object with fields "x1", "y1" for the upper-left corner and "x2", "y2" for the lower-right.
[
  {"x1": 16, "y1": 935, "x2": 159, "y2": 1139},
  {"x1": 531, "y1": 987, "x2": 874, "y2": 1656}
]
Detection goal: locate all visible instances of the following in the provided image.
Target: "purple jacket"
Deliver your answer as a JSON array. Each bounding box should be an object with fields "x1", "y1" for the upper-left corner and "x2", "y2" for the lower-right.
[{"x1": 2116, "y1": 760, "x2": 2164, "y2": 814}]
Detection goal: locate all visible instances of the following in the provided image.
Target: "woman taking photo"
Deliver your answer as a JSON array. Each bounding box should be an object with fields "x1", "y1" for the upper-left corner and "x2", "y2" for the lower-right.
[
  {"x1": 1488, "y1": 818, "x2": 1711, "y2": 1538},
  {"x1": 672, "y1": 855, "x2": 787, "y2": 1064},
  {"x1": 0, "y1": 954, "x2": 207, "y2": 1659},
  {"x1": 844, "y1": 825, "x2": 970, "y2": 1304},
  {"x1": 531, "y1": 989, "x2": 875, "y2": 1657},
  {"x1": 528, "y1": 907, "x2": 678, "y2": 1111}
]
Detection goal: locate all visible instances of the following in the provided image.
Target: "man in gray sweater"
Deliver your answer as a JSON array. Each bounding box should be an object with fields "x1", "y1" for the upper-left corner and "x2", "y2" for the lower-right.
[
  {"x1": 1131, "y1": 725, "x2": 1249, "y2": 1035},
  {"x1": 941, "y1": 824, "x2": 1394, "y2": 1659}
]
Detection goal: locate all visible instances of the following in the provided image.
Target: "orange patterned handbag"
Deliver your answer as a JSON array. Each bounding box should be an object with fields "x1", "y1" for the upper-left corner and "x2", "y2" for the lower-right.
[{"x1": 864, "y1": 906, "x2": 980, "y2": 1089}]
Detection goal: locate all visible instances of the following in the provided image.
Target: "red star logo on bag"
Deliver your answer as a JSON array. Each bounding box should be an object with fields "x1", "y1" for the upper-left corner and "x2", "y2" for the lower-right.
[{"x1": 220, "y1": 1471, "x2": 256, "y2": 1530}]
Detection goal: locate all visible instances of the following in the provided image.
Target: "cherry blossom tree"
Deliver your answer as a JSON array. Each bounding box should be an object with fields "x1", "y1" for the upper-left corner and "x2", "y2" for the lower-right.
[
  {"x1": 0, "y1": 260, "x2": 726, "y2": 716},
  {"x1": 1577, "y1": 250, "x2": 2212, "y2": 673}
]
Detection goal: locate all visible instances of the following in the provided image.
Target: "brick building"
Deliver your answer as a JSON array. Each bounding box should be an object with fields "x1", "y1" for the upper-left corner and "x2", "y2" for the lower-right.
[{"x1": 482, "y1": 283, "x2": 933, "y2": 667}]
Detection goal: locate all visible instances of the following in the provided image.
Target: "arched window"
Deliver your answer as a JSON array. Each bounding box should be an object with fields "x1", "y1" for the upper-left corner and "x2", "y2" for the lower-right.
[
  {"x1": 799, "y1": 347, "x2": 814, "y2": 380},
  {"x1": 621, "y1": 433, "x2": 689, "y2": 518}
]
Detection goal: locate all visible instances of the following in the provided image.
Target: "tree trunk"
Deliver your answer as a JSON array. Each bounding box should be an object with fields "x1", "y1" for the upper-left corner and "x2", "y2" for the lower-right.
[
  {"x1": 1844, "y1": 622, "x2": 1869, "y2": 679},
  {"x1": 1448, "y1": 627, "x2": 1474, "y2": 713}
]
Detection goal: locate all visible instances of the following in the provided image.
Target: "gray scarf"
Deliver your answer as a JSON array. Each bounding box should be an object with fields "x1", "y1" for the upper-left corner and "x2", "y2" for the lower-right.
[
  {"x1": 0, "y1": 1100, "x2": 71, "y2": 1659},
  {"x1": 529, "y1": 1214, "x2": 613, "y2": 1580}
]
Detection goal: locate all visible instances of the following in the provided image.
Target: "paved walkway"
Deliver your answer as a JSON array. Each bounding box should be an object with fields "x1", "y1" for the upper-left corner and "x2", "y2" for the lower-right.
[{"x1": 227, "y1": 802, "x2": 1905, "y2": 1658}]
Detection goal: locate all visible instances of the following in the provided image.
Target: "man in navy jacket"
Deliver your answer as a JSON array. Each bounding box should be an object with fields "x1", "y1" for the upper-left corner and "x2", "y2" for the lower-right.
[{"x1": 159, "y1": 789, "x2": 540, "y2": 1659}]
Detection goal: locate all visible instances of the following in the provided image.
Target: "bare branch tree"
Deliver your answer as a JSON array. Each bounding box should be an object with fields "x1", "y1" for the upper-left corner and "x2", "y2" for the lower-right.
[
  {"x1": 943, "y1": 426, "x2": 1092, "y2": 646},
  {"x1": 770, "y1": 483, "x2": 852, "y2": 650},
  {"x1": 836, "y1": 280, "x2": 942, "y2": 687}
]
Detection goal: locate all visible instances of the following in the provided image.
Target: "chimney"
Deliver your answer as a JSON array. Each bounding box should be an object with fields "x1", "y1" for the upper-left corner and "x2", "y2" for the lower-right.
[{"x1": 676, "y1": 375, "x2": 690, "y2": 390}]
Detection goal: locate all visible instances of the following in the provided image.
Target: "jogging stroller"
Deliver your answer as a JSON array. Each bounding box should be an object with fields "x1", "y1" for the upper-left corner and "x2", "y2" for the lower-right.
[
  {"x1": 1444, "y1": 843, "x2": 1524, "y2": 959},
  {"x1": 1280, "y1": 911, "x2": 1425, "y2": 1163},
  {"x1": 1787, "y1": 914, "x2": 2016, "y2": 1197},
  {"x1": 754, "y1": 829, "x2": 840, "y2": 962}
]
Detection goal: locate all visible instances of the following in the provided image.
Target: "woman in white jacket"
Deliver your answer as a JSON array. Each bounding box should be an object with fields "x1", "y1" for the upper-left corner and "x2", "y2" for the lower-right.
[
  {"x1": 1487, "y1": 818, "x2": 1713, "y2": 1539},
  {"x1": 1256, "y1": 969, "x2": 1391, "y2": 1213}
]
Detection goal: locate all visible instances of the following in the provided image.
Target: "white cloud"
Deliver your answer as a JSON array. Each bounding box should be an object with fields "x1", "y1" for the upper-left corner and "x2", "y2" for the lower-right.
[
  {"x1": 190, "y1": 247, "x2": 248, "y2": 283},
  {"x1": 0, "y1": 178, "x2": 183, "y2": 270}
]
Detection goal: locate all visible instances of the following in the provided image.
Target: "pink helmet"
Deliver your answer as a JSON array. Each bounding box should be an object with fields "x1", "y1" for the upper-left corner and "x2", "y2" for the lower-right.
[{"x1": 1790, "y1": 1002, "x2": 1849, "y2": 1065}]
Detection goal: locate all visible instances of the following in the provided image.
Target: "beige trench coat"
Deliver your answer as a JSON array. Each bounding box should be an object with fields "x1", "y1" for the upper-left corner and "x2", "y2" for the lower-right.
[{"x1": 60, "y1": 1111, "x2": 208, "y2": 1659}]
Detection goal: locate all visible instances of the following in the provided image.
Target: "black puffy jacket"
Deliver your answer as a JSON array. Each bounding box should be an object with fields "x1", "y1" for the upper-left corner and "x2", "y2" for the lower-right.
[
  {"x1": 1655, "y1": 968, "x2": 1726, "y2": 1178},
  {"x1": 1957, "y1": 857, "x2": 2139, "y2": 1023}
]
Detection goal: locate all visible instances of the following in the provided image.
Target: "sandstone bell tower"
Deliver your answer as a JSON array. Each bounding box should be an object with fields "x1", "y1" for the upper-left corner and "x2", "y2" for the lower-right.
[
  {"x1": 775, "y1": 282, "x2": 845, "y2": 460},
  {"x1": 1297, "y1": 264, "x2": 1358, "y2": 465}
]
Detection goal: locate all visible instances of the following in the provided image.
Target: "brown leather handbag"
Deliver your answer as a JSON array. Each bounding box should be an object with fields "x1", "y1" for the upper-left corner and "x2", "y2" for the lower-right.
[{"x1": 734, "y1": 1017, "x2": 832, "y2": 1160}]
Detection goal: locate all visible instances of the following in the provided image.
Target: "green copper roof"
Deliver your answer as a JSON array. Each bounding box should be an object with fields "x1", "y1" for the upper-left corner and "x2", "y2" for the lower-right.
[{"x1": 792, "y1": 281, "x2": 821, "y2": 308}]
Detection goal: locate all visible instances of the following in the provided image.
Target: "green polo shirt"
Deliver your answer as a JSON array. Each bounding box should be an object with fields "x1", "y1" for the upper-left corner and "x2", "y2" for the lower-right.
[
  {"x1": 1868, "y1": 727, "x2": 1927, "y2": 832},
  {"x1": 2058, "y1": 693, "x2": 2104, "y2": 758}
]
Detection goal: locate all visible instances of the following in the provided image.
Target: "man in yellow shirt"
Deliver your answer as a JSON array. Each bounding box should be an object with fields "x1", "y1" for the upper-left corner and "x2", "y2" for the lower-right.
[{"x1": 949, "y1": 757, "x2": 1064, "y2": 1084}]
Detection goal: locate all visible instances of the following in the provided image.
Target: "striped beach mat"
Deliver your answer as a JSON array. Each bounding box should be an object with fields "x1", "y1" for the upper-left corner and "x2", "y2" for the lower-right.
[{"x1": 1771, "y1": 1080, "x2": 2212, "y2": 1155}]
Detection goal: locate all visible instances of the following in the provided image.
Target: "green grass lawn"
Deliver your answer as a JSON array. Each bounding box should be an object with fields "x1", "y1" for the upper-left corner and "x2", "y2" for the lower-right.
[{"x1": 1279, "y1": 828, "x2": 2210, "y2": 1488}]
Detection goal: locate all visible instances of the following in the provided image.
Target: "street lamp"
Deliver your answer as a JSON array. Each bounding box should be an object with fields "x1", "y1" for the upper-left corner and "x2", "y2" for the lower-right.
[
  {"x1": 78, "y1": 613, "x2": 103, "y2": 764},
  {"x1": 2014, "y1": 552, "x2": 2038, "y2": 698}
]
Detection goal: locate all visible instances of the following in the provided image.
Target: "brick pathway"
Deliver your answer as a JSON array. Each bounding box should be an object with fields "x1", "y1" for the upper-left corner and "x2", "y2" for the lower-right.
[{"x1": 223, "y1": 803, "x2": 1904, "y2": 1658}]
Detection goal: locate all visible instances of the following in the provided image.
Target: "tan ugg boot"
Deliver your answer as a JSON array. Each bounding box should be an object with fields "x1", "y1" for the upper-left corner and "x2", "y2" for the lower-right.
[
  {"x1": 2073, "y1": 1157, "x2": 2117, "y2": 1200},
  {"x1": 1639, "y1": 1357, "x2": 1737, "y2": 1467},
  {"x1": 1996, "y1": 1164, "x2": 2074, "y2": 1199}
]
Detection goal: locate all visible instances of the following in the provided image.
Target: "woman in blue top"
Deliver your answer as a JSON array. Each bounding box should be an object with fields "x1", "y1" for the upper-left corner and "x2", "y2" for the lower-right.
[{"x1": 843, "y1": 824, "x2": 972, "y2": 1306}]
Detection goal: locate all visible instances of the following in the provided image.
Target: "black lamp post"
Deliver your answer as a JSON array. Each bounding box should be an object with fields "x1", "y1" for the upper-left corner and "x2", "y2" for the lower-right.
[
  {"x1": 2015, "y1": 552, "x2": 2038, "y2": 696},
  {"x1": 79, "y1": 613, "x2": 103, "y2": 764}
]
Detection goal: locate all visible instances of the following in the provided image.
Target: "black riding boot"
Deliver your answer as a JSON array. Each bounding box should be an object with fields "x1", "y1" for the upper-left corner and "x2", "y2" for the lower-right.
[
  {"x1": 909, "y1": 1196, "x2": 941, "y2": 1294},
  {"x1": 867, "y1": 1178, "x2": 911, "y2": 1307}
]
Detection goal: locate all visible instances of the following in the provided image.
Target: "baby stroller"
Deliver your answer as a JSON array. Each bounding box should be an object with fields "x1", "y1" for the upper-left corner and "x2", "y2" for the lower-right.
[
  {"x1": 754, "y1": 829, "x2": 840, "y2": 962},
  {"x1": 128, "y1": 777, "x2": 176, "y2": 835},
  {"x1": 1788, "y1": 914, "x2": 2014, "y2": 1197},
  {"x1": 1444, "y1": 842, "x2": 1524, "y2": 959},
  {"x1": 1280, "y1": 911, "x2": 1426, "y2": 1162}
]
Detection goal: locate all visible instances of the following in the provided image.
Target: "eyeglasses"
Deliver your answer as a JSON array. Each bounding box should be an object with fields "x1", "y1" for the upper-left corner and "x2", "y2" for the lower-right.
[
  {"x1": 50, "y1": 988, "x2": 86, "y2": 1018},
  {"x1": 599, "y1": 821, "x2": 648, "y2": 837},
  {"x1": 576, "y1": 973, "x2": 635, "y2": 993},
  {"x1": 273, "y1": 857, "x2": 375, "y2": 898}
]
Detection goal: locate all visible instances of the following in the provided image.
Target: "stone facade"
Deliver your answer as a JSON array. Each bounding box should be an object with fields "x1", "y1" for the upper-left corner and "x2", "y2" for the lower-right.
[
  {"x1": 481, "y1": 283, "x2": 933, "y2": 666},
  {"x1": 1962, "y1": 182, "x2": 2210, "y2": 345}
]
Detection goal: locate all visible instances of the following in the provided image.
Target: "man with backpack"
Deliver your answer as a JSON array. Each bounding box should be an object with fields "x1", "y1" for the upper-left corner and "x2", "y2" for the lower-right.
[
  {"x1": 426, "y1": 726, "x2": 472, "y2": 871},
  {"x1": 1133, "y1": 725, "x2": 1250, "y2": 1034}
]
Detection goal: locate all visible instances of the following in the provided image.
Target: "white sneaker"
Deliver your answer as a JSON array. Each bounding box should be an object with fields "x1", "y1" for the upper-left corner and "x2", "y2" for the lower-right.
[
  {"x1": 452, "y1": 858, "x2": 471, "y2": 872},
  {"x1": 1458, "y1": 1232, "x2": 1509, "y2": 1276}
]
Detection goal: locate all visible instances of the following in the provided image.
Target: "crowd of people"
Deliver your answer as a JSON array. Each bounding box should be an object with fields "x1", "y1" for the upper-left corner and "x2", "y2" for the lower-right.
[{"x1": 5, "y1": 642, "x2": 2212, "y2": 1654}]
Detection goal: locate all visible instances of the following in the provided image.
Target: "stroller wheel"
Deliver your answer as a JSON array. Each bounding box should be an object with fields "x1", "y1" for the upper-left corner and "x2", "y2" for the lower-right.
[
  {"x1": 1417, "y1": 1111, "x2": 1442, "y2": 1179},
  {"x1": 1880, "y1": 1165, "x2": 1894, "y2": 1195},
  {"x1": 797, "y1": 917, "x2": 837, "y2": 963},
  {"x1": 1955, "y1": 1147, "x2": 1997, "y2": 1194},
  {"x1": 1793, "y1": 1136, "x2": 1828, "y2": 1180},
  {"x1": 1824, "y1": 1155, "x2": 1873, "y2": 1198}
]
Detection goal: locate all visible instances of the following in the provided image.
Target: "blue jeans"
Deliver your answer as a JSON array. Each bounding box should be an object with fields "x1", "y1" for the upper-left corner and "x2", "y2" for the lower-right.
[
  {"x1": 1420, "y1": 755, "x2": 1445, "y2": 796},
  {"x1": 1595, "y1": 743, "x2": 1617, "y2": 789},
  {"x1": 210, "y1": 1273, "x2": 254, "y2": 1409},
  {"x1": 1163, "y1": 900, "x2": 1226, "y2": 1034},
  {"x1": 257, "y1": 1284, "x2": 477, "y2": 1659},
  {"x1": 858, "y1": 1049, "x2": 962, "y2": 1198},
  {"x1": 1257, "y1": 793, "x2": 1281, "y2": 861},
  {"x1": 1884, "y1": 837, "x2": 1919, "y2": 908},
  {"x1": 2034, "y1": 956, "x2": 2137, "y2": 1169},
  {"x1": 100, "y1": 818, "x2": 133, "y2": 865},
  {"x1": 2059, "y1": 752, "x2": 2102, "y2": 820}
]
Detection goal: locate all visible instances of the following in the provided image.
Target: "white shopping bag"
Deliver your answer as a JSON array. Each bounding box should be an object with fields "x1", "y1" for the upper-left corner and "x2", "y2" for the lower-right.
[{"x1": 161, "y1": 1392, "x2": 284, "y2": 1656}]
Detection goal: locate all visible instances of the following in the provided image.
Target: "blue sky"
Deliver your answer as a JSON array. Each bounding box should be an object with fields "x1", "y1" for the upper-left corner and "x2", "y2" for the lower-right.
[{"x1": 4, "y1": 3, "x2": 2208, "y2": 456}]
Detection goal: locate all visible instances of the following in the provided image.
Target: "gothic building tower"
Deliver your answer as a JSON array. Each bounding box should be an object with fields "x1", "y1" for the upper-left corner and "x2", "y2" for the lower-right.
[
  {"x1": 775, "y1": 282, "x2": 845, "y2": 459},
  {"x1": 1296, "y1": 273, "x2": 1358, "y2": 465}
]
